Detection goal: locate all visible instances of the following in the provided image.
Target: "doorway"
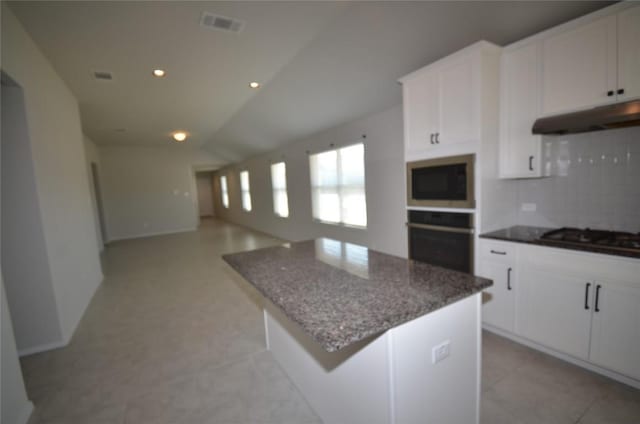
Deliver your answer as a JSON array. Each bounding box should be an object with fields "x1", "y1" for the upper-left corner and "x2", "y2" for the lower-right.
[{"x1": 195, "y1": 171, "x2": 215, "y2": 224}]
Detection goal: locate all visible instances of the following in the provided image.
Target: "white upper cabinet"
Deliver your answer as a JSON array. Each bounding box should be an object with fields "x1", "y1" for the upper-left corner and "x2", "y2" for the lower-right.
[
  {"x1": 541, "y1": 4, "x2": 640, "y2": 116},
  {"x1": 542, "y1": 15, "x2": 618, "y2": 116},
  {"x1": 617, "y1": 6, "x2": 640, "y2": 101},
  {"x1": 402, "y1": 67, "x2": 439, "y2": 155},
  {"x1": 400, "y1": 42, "x2": 499, "y2": 161},
  {"x1": 499, "y1": 42, "x2": 543, "y2": 178},
  {"x1": 438, "y1": 55, "x2": 479, "y2": 146}
]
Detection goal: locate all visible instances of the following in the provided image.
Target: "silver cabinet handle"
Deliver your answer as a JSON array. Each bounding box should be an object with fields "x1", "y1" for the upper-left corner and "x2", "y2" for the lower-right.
[{"x1": 406, "y1": 222, "x2": 474, "y2": 234}]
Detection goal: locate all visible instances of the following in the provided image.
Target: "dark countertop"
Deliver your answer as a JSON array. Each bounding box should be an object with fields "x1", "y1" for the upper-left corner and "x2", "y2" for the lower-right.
[
  {"x1": 480, "y1": 226, "x2": 640, "y2": 259},
  {"x1": 480, "y1": 225, "x2": 554, "y2": 244},
  {"x1": 223, "y1": 238, "x2": 492, "y2": 352}
]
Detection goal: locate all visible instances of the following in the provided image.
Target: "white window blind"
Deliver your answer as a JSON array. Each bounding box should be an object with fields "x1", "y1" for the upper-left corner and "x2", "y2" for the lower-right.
[
  {"x1": 309, "y1": 143, "x2": 367, "y2": 227},
  {"x1": 220, "y1": 175, "x2": 229, "y2": 208},
  {"x1": 240, "y1": 170, "x2": 252, "y2": 211},
  {"x1": 271, "y1": 162, "x2": 289, "y2": 218}
]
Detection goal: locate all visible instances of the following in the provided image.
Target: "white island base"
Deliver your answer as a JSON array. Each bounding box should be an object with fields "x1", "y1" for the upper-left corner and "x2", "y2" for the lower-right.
[{"x1": 264, "y1": 293, "x2": 482, "y2": 424}]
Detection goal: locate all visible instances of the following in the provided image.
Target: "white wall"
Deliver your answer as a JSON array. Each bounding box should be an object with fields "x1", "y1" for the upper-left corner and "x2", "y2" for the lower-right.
[
  {"x1": 1, "y1": 81, "x2": 63, "y2": 352},
  {"x1": 99, "y1": 145, "x2": 222, "y2": 241},
  {"x1": 1, "y1": 277, "x2": 34, "y2": 424},
  {"x1": 196, "y1": 173, "x2": 214, "y2": 218},
  {"x1": 1, "y1": 5, "x2": 103, "y2": 349},
  {"x1": 84, "y1": 135, "x2": 105, "y2": 251},
  {"x1": 214, "y1": 105, "x2": 407, "y2": 258}
]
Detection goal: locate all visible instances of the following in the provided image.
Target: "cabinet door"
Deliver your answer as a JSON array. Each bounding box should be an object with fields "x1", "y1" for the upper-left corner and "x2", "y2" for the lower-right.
[
  {"x1": 542, "y1": 15, "x2": 617, "y2": 115},
  {"x1": 589, "y1": 281, "x2": 640, "y2": 380},
  {"x1": 499, "y1": 43, "x2": 542, "y2": 179},
  {"x1": 438, "y1": 55, "x2": 478, "y2": 145},
  {"x1": 517, "y1": 263, "x2": 592, "y2": 360},
  {"x1": 403, "y1": 70, "x2": 439, "y2": 155},
  {"x1": 617, "y1": 6, "x2": 640, "y2": 101},
  {"x1": 480, "y1": 260, "x2": 515, "y2": 333}
]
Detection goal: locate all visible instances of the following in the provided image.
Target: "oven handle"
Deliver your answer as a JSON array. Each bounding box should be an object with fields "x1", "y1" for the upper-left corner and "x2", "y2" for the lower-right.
[{"x1": 406, "y1": 222, "x2": 474, "y2": 235}]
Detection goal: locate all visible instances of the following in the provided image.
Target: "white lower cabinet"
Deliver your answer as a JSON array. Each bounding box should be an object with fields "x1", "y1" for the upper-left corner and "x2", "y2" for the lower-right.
[
  {"x1": 480, "y1": 240, "x2": 640, "y2": 384},
  {"x1": 478, "y1": 241, "x2": 516, "y2": 333},
  {"x1": 589, "y1": 280, "x2": 640, "y2": 381},
  {"x1": 517, "y1": 262, "x2": 592, "y2": 360}
]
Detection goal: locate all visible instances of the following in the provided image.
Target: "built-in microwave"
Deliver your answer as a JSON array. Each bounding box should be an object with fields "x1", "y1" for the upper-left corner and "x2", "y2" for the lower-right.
[{"x1": 406, "y1": 154, "x2": 475, "y2": 209}]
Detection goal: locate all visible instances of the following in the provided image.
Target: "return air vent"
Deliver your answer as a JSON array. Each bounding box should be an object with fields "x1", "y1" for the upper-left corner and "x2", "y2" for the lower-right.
[
  {"x1": 200, "y1": 12, "x2": 245, "y2": 33},
  {"x1": 92, "y1": 70, "x2": 114, "y2": 81}
]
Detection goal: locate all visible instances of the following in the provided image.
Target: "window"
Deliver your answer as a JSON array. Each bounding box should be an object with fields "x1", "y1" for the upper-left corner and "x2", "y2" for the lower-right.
[
  {"x1": 240, "y1": 170, "x2": 252, "y2": 211},
  {"x1": 220, "y1": 175, "x2": 229, "y2": 208},
  {"x1": 309, "y1": 143, "x2": 367, "y2": 227},
  {"x1": 271, "y1": 162, "x2": 289, "y2": 218}
]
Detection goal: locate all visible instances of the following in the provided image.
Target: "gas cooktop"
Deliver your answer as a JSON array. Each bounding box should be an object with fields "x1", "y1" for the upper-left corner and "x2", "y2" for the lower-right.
[{"x1": 540, "y1": 227, "x2": 640, "y2": 252}]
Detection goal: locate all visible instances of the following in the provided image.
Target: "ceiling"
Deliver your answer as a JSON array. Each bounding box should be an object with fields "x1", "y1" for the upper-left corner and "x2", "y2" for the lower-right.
[{"x1": 7, "y1": 1, "x2": 614, "y2": 164}]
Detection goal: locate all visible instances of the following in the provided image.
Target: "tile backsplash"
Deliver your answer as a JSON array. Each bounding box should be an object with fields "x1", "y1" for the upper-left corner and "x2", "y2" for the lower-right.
[{"x1": 514, "y1": 126, "x2": 640, "y2": 233}]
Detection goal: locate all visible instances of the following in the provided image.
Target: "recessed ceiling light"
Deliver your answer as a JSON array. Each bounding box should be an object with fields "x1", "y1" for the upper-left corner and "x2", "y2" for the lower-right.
[
  {"x1": 153, "y1": 69, "x2": 166, "y2": 77},
  {"x1": 249, "y1": 81, "x2": 260, "y2": 89},
  {"x1": 172, "y1": 131, "x2": 187, "y2": 142}
]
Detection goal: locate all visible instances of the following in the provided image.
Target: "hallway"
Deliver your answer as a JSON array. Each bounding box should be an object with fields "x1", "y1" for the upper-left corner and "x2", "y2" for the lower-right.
[{"x1": 21, "y1": 220, "x2": 640, "y2": 424}]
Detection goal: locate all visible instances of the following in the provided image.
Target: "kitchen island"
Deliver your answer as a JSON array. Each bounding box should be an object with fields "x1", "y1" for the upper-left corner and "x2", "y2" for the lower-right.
[{"x1": 223, "y1": 238, "x2": 492, "y2": 424}]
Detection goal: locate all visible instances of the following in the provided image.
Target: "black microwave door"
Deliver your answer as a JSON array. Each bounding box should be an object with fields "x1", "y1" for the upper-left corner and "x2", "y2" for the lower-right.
[
  {"x1": 409, "y1": 227, "x2": 471, "y2": 273},
  {"x1": 412, "y1": 164, "x2": 467, "y2": 201}
]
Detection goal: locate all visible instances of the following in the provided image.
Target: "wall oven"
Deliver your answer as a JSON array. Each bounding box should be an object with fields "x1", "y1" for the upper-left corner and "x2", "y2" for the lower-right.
[
  {"x1": 407, "y1": 210, "x2": 474, "y2": 274},
  {"x1": 406, "y1": 154, "x2": 475, "y2": 209}
]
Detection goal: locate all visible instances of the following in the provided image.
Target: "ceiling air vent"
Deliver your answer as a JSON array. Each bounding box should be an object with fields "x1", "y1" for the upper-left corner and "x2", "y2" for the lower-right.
[
  {"x1": 200, "y1": 12, "x2": 245, "y2": 33},
  {"x1": 92, "y1": 70, "x2": 114, "y2": 81}
]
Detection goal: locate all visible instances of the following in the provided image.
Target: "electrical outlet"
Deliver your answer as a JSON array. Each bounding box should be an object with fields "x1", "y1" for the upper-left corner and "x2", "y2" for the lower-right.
[
  {"x1": 521, "y1": 203, "x2": 537, "y2": 212},
  {"x1": 432, "y1": 340, "x2": 450, "y2": 364}
]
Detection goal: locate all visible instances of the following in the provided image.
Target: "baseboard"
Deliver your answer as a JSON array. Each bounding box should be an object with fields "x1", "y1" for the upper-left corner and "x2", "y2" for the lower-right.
[
  {"x1": 18, "y1": 339, "x2": 67, "y2": 357},
  {"x1": 483, "y1": 324, "x2": 640, "y2": 390},
  {"x1": 16, "y1": 401, "x2": 34, "y2": 424},
  {"x1": 107, "y1": 227, "x2": 196, "y2": 243}
]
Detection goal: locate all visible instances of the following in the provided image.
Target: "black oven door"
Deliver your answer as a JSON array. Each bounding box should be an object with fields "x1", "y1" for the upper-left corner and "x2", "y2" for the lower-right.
[
  {"x1": 408, "y1": 224, "x2": 472, "y2": 273},
  {"x1": 411, "y1": 163, "x2": 467, "y2": 202}
]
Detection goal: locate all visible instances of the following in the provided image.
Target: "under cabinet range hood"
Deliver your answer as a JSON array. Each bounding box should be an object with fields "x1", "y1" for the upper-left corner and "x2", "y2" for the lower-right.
[{"x1": 532, "y1": 100, "x2": 640, "y2": 135}]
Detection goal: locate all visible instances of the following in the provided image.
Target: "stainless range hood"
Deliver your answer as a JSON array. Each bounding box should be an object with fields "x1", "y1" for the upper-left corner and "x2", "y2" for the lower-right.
[{"x1": 532, "y1": 99, "x2": 640, "y2": 135}]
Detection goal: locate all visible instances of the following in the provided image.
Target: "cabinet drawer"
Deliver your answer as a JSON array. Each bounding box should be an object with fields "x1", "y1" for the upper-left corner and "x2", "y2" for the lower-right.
[{"x1": 479, "y1": 239, "x2": 516, "y2": 262}]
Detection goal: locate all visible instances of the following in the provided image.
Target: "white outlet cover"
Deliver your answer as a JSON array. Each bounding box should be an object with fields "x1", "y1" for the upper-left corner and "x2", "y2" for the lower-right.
[
  {"x1": 521, "y1": 203, "x2": 537, "y2": 212},
  {"x1": 432, "y1": 340, "x2": 450, "y2": 364}
]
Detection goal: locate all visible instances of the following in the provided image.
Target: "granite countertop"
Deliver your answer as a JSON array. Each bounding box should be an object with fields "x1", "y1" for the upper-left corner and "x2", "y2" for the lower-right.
[
  {"x1": 223, "y1": 238, "x2": 492, "y2": 352},
  {"x1": 480, "y1": 225, "x2": 554, "y2": 244},
  {"x1": 481, "y1": 226, "x2": 640, "y2": 259}
]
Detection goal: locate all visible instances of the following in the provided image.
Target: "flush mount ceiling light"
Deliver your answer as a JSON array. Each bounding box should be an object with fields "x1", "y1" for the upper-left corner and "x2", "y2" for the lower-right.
[
  {"x1": 172, "y1": 131, "x2": 187, "y2": 142},
  {"x1": 152, "y1": 69, "x2": 166, "y2": 77},
  {"x1": 249, "y1": 81, "x2": 260, "y2": 89}
]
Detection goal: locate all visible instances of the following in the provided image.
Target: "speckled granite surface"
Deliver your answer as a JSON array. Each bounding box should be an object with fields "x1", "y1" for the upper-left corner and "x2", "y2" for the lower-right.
[
  {"x1": 480, "y1": 226, "x2": 554, "y2": 244},
  {"x1": 222, "y1": 238, "x2": 492, "y2": 352},
  {"x1": 481, "y1": 226, "x2": 640, "y2": 259}
]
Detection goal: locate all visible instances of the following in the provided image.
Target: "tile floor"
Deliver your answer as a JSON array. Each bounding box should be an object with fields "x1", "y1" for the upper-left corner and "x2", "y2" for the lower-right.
[{"x1": 21, "y1": 219, "x2": 639, "y2": 424}]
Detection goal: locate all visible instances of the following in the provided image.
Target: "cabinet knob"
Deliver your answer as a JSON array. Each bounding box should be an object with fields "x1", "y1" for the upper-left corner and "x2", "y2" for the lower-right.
[
  {"x1": 617, "y1": 88, "x2": 625, "y2": 95},
  {"x1": 607, "y1": 90, "x2": 614, "y2": 97},
  {"x1": 529, "y1": 156, "x2": 534, "y2": 172},
  {"x1": 435, "y1": 133, "x2": 440, "y2": 144},
  {"x1": 430, "y1": 134, "x2": 434, "y2": 144}
]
